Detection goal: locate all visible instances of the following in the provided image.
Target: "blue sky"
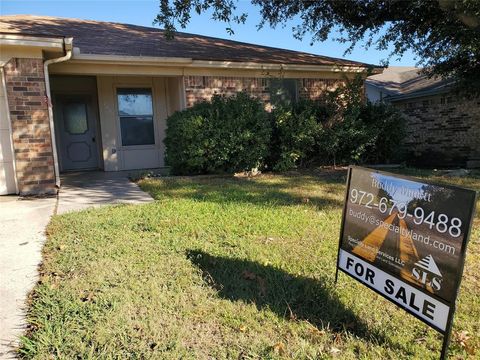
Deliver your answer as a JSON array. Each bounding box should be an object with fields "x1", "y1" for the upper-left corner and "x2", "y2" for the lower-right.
[{"x1": 1, "y1": 0, "x2": 418, "y2": 67}]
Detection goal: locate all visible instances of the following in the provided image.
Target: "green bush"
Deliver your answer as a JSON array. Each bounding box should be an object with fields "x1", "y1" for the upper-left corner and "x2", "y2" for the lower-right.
[
  {"x1": 164, "y1": 93, "x2": 271, "y2": 175},
  {"x1": 315, "y1": 103, "x2": 406, "y2": 166},
  {"x1": 165, "y1": 77, "x2": 406, "y2": 175},
  {"x1": 268, "y1": 101, "x2": 326, "y2": 171},
  {"x1": 356, "y1": 102, "x2": 406, "y2": 164},
  {"x1": 267, "y1": 76, "x2": 405, "y2": 170},
  {"x1": 315, "y1": 75, "x2": 406, "y2": 166}
]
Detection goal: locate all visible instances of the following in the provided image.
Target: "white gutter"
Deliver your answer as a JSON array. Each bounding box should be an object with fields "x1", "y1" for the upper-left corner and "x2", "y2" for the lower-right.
[{"x1": 44, "y1": 37, "x2": 73, "y2": 189}]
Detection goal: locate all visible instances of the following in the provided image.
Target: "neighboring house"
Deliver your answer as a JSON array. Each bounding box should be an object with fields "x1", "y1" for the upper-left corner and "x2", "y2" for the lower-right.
[
  {"x1": 365, "y1": 66, "x2": 418, "y2": 102},
  {"x1": 366, "y1": 67, "x2": 480, "y2": 168},
  {"x1": 0, "y1": 15, "x2": 379, "y2": 195}
]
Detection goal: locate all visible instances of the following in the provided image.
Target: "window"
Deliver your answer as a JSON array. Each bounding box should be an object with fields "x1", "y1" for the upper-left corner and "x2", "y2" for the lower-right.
[
  {"x1": 64, "y1": 102, "x2": 88, "y2": 135},
  {"x1": 117, "y1": 88, "x2": 155, "y2": 146},
  {"x1": 269, "y1": 79, "x2": 298, "y2": 105}
]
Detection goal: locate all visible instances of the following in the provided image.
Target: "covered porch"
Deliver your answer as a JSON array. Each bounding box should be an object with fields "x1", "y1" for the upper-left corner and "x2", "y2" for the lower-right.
[{"x1": 49, "y1": 74, "x2": 185, "y2": 176}]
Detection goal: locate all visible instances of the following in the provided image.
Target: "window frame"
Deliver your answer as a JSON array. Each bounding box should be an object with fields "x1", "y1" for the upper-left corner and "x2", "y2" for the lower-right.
[{"x1": 115, "y1": 85, "x2": 157, "y2": 149}]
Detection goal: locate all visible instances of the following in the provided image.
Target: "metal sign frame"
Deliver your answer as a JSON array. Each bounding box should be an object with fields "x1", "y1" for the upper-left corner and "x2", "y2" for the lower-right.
[{"x1": 335, "y1": 166, "x2": 477, "y2": 359}]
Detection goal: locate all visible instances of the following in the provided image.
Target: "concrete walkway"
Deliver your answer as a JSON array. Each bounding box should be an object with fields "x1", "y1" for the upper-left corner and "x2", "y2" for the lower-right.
[
  {"x1": 0, "y1": 172, "x2": 153, "y2": 358},
  {"x1": 57, "y1": 171, "x2": 153, "y2": 214}
]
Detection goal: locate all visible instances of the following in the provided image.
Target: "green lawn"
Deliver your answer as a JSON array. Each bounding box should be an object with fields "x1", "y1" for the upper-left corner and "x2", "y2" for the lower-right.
[{"x1": 20, "y1": 169, "x2": 480, "y2": 359}]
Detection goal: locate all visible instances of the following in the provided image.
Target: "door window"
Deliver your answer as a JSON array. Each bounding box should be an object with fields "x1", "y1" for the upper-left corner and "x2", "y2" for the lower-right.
[{"x1": 63, "y1": 102, "x2": 88, "y2": 135}]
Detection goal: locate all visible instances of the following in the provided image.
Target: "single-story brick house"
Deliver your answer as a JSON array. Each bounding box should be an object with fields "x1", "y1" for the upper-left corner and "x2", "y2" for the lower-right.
[
  {"x1": 366, "y1": 67, "x2": 480, "y2": 168},
  {"x1": 0, "y1": 15, "x2": 379, "y2": 195}
]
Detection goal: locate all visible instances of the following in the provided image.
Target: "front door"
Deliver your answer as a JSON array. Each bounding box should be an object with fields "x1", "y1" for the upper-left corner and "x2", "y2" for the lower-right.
[{"x1": 54, "y1": 95, "x2": 99, "y2": 171}]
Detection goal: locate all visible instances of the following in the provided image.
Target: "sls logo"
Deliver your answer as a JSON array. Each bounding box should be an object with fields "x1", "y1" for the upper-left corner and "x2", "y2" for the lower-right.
[{"x1": 412, "y1": 255, "x2": 443, "y2": 291}]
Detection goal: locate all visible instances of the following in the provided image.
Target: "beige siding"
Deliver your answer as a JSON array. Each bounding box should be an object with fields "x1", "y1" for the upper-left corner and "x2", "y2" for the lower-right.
[
  {"x1": 96, "y1": 76, "x2": 183, "y2": 171},
  {"x1": 0, "y1": 69, "x2": 17, "y2": 194},
  {"x1": 0, "y1": 46, "x2": 43, "y2": 60},
  {"x1": 166, "y1": 76, "x2": 186, "y2": 113}
]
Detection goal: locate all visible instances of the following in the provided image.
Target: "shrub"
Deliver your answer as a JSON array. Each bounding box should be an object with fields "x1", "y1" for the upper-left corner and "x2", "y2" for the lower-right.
[
  {"x1": 268, "y1": 101, "x2": 326, "y2": 171},
  {"x1": 267, "y1": 75, "x2": 405, "y2": 170},
  {"x1": 315, "y1": 75, "x2": 406, "y2": 166},
  {"x1": 357, "y1": 102, "x2": 406, "y2": 164},
  {"x1": 315, "y1": 101, "x2": 406, "y2": 166},
  {"x1": 164, "y1": 93, "x2": 271, "y2": 175},
  {"x1": 165, "y1": 76, "x2": 406, "y2": 175}
]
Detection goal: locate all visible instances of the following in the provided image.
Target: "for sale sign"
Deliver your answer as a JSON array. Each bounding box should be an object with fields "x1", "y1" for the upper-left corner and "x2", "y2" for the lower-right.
[{"x1": 336, "y1": 166, "x2": 476, "y2": 335}]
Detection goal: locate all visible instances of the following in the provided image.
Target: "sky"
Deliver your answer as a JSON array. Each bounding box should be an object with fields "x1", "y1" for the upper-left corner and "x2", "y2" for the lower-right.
[{"x1": 1, "y1": 0, "x2": 418, "y2": 67}]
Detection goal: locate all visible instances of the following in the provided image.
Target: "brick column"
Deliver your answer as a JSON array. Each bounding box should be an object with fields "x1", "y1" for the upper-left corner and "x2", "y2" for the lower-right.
[{"x1": 3, "y1": 58, "x2": 56, "y2": 195}]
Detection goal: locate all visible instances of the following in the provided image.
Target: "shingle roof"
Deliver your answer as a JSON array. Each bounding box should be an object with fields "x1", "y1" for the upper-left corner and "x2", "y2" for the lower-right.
[
  {"x1": 0, "y1": 15, "x2": 376, "y2": 68},
  {"x1": 366, "y1": 66, "x2": 453, "y2": 100}
]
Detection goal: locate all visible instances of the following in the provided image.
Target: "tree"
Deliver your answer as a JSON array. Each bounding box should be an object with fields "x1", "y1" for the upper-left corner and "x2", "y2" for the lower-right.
[{"x1": 155, "y1": 0, "x2": 480, "y2": 92}]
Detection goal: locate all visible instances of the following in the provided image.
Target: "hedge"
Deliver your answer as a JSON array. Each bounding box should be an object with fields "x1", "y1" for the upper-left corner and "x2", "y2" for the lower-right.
[{"x1": 164, "y1": 83, "x2": 406, "y2": 175}]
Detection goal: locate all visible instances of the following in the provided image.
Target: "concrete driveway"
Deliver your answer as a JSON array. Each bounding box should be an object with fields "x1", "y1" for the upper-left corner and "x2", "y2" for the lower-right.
[
  {"x1": 0, "y1": 196, "x2": 56, "y2": 359},
  {"x1": 0, "y1": 172, "x2": 153, "y2": 358}
]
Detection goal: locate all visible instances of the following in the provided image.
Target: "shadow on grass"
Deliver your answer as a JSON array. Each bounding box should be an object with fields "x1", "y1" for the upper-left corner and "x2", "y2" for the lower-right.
[
  {"x1": 143, "y1": 171, "x2": 347, "y2": 209},
  {"x1": 187, "y1": 249, "x2": 408, "y2": 353}
]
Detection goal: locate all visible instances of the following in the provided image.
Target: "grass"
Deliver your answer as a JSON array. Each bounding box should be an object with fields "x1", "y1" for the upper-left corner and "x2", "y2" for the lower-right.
[{"x1": 19, "y1": 168, "x2": 480, "y2": 359}]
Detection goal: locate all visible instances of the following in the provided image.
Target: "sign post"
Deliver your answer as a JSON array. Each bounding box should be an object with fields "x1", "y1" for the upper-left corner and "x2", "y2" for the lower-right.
[{"x1": 336, "y1": 166, "x2": 477, "y2": 359}]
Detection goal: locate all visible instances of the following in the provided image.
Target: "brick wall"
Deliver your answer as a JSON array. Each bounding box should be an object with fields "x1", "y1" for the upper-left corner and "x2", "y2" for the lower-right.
[
  {"x1": 393, "y1": 93, "x2": 480, "y2": 168},
  {"x1": 184, "y1": 76, "x2": 344, "y2": 108},
  {"x1": 185, "y1": 76, "x2": 271, "y2": 108},
  {"x1": 3, "y1": 58, "x2": 56, "y2": 195},
  {"x1": 298, "y1": 78, "x2": 345, "y2": 100}
]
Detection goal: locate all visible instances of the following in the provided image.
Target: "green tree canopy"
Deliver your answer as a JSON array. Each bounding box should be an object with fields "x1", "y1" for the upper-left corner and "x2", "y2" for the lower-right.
[{"x1": 155, "y1": 0, "x2": 480, "y2": 92}]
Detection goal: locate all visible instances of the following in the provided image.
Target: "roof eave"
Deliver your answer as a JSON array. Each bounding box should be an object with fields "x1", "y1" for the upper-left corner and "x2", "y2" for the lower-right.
[
  {"x1": 0, "y1": 33, "x2": 65, "y2": 51},
  {"x1": 386, "y1": 86, "x2": 452, "y2": 102},
  {"x1": 70, "y1": 53, "x2": 376, "y2": 72}
]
